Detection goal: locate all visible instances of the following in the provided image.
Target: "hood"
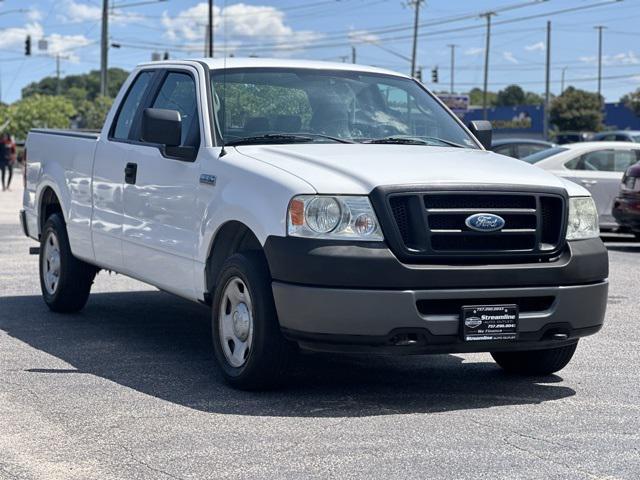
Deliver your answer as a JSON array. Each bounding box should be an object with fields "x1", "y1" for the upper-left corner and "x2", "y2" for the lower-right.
[{"x1": 236, "y1": 144, "x2": 588, "y2": 196}]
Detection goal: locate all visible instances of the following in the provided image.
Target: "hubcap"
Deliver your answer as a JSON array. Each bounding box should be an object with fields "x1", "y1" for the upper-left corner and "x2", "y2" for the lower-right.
[
  {"x1": 219, "y1": 277, "x2": 254, "y2": 368},
  {"x1": 42, "y1": 231, "x2": 61, "y2": 295}
]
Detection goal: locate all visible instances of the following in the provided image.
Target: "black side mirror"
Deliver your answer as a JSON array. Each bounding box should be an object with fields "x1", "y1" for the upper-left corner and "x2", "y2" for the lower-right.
[
  {"x1": 468, "y1": 120, "x2": 492, "y2": 150},
  {"x1": 141, "y1": 108, "x2": 182, "y2": 147}
]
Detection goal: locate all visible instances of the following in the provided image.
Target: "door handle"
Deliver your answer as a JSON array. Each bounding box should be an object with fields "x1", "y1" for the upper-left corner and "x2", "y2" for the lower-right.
[
  {"x1": 124, "y1": 163, "x2": 137, "y2": 185},
  {"x1": 580, "y1": 179, "x2": 597, "y2": 186}
]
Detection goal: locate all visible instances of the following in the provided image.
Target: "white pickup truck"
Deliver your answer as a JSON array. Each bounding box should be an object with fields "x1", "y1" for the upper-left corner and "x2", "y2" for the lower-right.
[{"x1": 21, "y1": 58, "x2": 608, "y2": 389}]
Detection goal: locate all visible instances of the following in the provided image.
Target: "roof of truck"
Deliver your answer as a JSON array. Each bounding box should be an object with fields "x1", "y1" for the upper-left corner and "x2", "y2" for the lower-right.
[{"x1": 139, "y1": 57, "x2": 410, "y2": 78}]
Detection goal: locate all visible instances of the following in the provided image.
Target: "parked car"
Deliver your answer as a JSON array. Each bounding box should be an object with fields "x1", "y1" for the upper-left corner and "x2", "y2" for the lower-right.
[
  {"x1": 490, "y1": 138, "x2": 556, "y2": 159},
  {"x1": 612, "y1": 162, "x2": 640, "y2": 238},
  {"x1": 21, "y1": 58, "x2": 608, "y2": 389},
  {"x1": 553, "y1": 131, "x2": 593, "y2": 144},
  {"x1": 523, "y1": 141, "x2": 640, "y2": 230},
  {"x1": 592, "y1": 130, "x2": 640, "y2": 143}
]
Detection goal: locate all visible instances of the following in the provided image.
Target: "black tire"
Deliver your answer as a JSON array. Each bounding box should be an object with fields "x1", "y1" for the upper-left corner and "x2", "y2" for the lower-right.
[
  {"x1": 211, "y1": 251, "x2": 295, "y2": 390},
  {"x1": 491, "y1": 342, "x2": 578, "y2": 376},
  {"x1": 39, "y1": 213, "x2": 96, "y2": 313}
]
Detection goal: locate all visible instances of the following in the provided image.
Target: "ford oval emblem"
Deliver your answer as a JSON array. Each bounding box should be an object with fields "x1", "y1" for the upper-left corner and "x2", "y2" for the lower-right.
[{"x1": 465, "y1": 213, "x2": 505, "y2": 232}]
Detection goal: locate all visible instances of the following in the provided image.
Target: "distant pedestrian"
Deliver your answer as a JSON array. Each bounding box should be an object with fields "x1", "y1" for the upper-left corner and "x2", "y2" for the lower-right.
[{"x1": 0, "y1": 133, "x2": 16, "y2": 191}]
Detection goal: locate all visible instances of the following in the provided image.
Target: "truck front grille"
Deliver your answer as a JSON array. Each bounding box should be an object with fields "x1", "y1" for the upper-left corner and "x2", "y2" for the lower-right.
[{"x1": 381, "y1": 190, "x2": 566, "y2": 263}]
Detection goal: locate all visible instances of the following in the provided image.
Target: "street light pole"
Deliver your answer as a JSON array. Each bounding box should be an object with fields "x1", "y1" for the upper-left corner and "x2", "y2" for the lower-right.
[
  {"x1": 207, "y1": 0, "x2": 214, "y2": 57},
  {"x1": 481, "y1": 11, "x2": 495, "y2": 120},
  {"x1": 561, "y1": 66, "x2": 568, "y2": 94},
  {"x1": 447, "y1": 44, "x2": 457, "y2": 94},
  {"x1": 100, "y1": 0, "x2": 109, "y2": 96},
  {"x1": 543, "y1": 21, "x2": 551, "y2": 140},
  {"x1": 595, "y1": 25, "x2": 606, "y2": 102},
  {"x1": 410, "y1": 0, "x2": 424, "y2": 78}
]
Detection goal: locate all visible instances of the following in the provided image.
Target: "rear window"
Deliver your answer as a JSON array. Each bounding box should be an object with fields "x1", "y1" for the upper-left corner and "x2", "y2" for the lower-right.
[{"x1": 522, "y1": 146, "x2": 568, "y2": 164}]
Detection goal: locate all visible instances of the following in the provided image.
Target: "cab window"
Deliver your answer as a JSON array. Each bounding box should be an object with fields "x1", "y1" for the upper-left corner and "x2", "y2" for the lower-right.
[
  {"x1": 152, "y1": 72, "x2": 200, "y2": 148},
  {"x1": 112, "y1": 71, "x2": 154, "y2": 140}
]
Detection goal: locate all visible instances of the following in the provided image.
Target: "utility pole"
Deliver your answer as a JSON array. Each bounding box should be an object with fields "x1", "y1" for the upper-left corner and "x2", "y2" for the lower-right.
[
  {"x1": 100, "y1": 0, "x2": 108, "y2": 97},
  {"x1": 207, "y1": 0, "x2": 214, "y2": 57},
  {"x1": 543, "y1": 21, "x2": 551, "y2": 140},
  {"x1": 447, "y1": 44, "x2": 457, "y2": 94},
  {"x1": 481, "y1": 11, "x2": 495, "y2": 120},
  {"x1": 561, "y1": 66, "x2": 568, "y2": 94},
  {"x1": 56, "y1": 54, "x2": 61, "y2": 96},
  {"x1": 595, "y1": 25, "x2": 606, "y2": 102},
  {"x1": 351, "y1": 46, "x2": 356, "y2": 64},
  {"x1": 409, "y1": 0, "x2": 424, "y2": 78}
]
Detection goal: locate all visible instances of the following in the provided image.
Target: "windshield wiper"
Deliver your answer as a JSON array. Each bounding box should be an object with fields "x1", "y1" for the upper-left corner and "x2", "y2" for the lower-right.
[
  {"x1": 363, "y1": 136, "x2": 466, "y2": 148},
  {"x1": 225, "y1": 133, "x2": 354, "y2": 146}
]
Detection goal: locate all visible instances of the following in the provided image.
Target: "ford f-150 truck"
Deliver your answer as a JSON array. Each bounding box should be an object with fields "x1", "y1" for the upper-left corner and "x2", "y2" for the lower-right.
[{"x1": 21, "y1": 58, "x2": 608, "y2": 390}]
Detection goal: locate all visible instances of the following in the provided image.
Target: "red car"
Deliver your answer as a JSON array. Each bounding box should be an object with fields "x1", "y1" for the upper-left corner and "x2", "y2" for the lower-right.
[{"x1": 613, "y1": 162, "x2": 640, "y2": 238}]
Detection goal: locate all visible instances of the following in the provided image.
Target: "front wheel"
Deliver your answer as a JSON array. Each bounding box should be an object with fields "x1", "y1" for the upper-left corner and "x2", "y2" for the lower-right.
[
  {"x1": 39, "y1": 213, "x2": 96, "y2": 313},
  {"x1": 491, "y1": 342, "x2": 578, "y2": 376},
  {"x1": 211, "y1": 252, "x2": 295, "y2": 390}
]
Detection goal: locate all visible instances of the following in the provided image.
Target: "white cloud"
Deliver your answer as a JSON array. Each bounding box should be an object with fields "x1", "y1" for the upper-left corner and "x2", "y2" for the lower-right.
[
  {"x1": 525, "y1": 41, "x2": 545, "y2": 52},
  {"x1": 0, "y1": 22, "x2": 91, "y2": 62},
  {"x1": 464, "y1": 47, "x2": 484, "y2": 56},
  {"x1": 60, "y1": 0, "x2": 143, "y2": 25},
  {"x1": 503, "y1": 51, "x2": 518, "y2": 64},
  {"x1": 162, "y1": 2, "x2": 320, "y2": 55},
  {"x1": 27, "y1": 8, "x2": 43, "y2": 21},
  {"x1": 579, "y1": 51, "x2": 639, "y2": 66},
  {"x1": 348, "y1": 29, "x2": 380, "y2": 45}
]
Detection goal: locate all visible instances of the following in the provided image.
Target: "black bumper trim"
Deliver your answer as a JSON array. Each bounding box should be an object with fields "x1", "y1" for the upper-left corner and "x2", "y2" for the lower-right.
[
  {"x1": 19, "y1": 210, "x2": 29, "y2": 238},
  {"x1": 264, "y1": 236, "x2": 608, "y2": 290},
  {"x1": 282, "y1": 324, "x2": 601, "y2": 355}
]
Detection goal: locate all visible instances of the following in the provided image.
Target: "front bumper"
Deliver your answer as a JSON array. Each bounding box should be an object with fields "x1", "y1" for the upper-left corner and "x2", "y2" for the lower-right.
[{"x1": 265, "y1": 236, "x2": 609, "y2": 353}]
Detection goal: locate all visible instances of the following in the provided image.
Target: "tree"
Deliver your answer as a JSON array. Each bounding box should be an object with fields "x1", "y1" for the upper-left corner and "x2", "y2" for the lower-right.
[
  {"x1": 21, "y1": 68, "x2": 129, "y2": 100},
  {"x1": 496, "y1": 85, "x2": 526, "y2": 106},
  {"x1": 550, "y1": 86, "x2": 603, "y2": 132},
  {"x1": 3, "y1": 95, "x2": 76, "y2": 140},
  {"x1": 468, "y1": 87, "x2": 497, "y2": 107},
  {"x1": 524, "y1": 91, "x2": 544, "y2": 105},
  {"x1": 75, "y1": 96, "x2": 114, "y2": 130},
  {"x1": 621, "y1": 88, "x2": 640, "y2": 116}
]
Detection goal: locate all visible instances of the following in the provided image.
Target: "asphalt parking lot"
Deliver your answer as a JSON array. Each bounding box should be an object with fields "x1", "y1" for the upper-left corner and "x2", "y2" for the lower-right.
[{"x1": 1, "y1": 179, "x2": 639, "y2": 480}]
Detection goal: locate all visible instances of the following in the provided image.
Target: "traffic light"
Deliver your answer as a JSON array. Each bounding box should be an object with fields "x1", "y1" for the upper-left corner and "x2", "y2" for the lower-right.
[
  {"x1": 431, "y1": 67, "x2": 438, "y2": 83},
  {"x1": 25, "y1": 35, "x2": 32, "y2": 56},
  {"x1": 415, "y1": 68, "x2": 422, "y2": 82},
  {"x1": 163, "y1": 51, "x2": 169, "y2": 60}
]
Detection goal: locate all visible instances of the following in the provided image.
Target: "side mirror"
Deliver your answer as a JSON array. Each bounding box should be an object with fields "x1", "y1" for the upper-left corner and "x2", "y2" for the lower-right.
[
  {"x1": 468, "y1": 120, "x2": 492, "y2": 150},
  {"x1": 141, "y1": 108, "x2": 182, "y2": 147}
]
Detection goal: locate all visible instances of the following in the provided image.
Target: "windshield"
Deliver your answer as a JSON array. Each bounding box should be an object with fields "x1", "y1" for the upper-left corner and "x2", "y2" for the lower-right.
[
  {"x1": 521, "y1": 146, "x2": 568, "y2": 164},
  {"x1": 211, "y1": 68, "x2": 479, "y2": 148}
]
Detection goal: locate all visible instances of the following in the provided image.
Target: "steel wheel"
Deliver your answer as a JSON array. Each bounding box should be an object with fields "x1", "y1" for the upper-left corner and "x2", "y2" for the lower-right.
[
  {"x1": 42, "y1": 231, "x2": 61, "y2": 295},
  {"x1": 218, "y1": 276, "x2": 254, "y2": 368}
]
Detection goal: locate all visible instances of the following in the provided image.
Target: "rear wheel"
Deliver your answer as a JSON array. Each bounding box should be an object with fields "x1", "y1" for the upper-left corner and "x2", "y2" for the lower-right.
[
  {"x1": 491, "y1": 342, "x2": 578, "y2": 375},
  {"x1": 211, "y1": 252, "x2": 295, "y2": 390},
  {"x1": 39, "y1": 213, "x2": 96, "y2": 313}
]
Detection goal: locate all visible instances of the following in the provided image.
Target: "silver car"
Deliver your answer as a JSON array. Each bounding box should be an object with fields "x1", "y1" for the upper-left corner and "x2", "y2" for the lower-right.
[{"x1": 523, "y1": 141, "x2": 640, "y2": 230}]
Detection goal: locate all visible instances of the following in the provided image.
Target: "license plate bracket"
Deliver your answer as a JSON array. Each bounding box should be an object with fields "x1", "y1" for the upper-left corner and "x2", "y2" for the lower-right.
[{"x1": 461, "y1": 304, "x2": 519, "y2": 342}]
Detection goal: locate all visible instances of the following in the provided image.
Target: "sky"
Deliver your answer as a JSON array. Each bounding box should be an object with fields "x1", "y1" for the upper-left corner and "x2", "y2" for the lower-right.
[{"x1": 1, "y1": 0, "x2": 639, "y2": 104}]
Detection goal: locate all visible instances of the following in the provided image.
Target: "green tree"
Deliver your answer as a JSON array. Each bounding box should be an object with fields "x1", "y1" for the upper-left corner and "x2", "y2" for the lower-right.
[
  {"x1": 468, "y1": 87, "x2": 497, "y2": 107},
  {"x1": 496, "y1": 85, "x2": 526, "y2": 106},
  {"x1": 21, "y1": 68, "x2": 129, "y2": 100},
  {"x1": 524, "y1": 91, "x2": 544, "y2": 105},
  {"x1": 75, "y1": 96, "x2": 113, "y2": 130},
  {"x1": 550, "y1": 86, "x2": 603, "y2": 132},
  {"x1": 4, "y1": 95, "x2": 76, "y2": 140},
  {"x1": 621, "y1": 88, "x2": 640, "y2": 116}
]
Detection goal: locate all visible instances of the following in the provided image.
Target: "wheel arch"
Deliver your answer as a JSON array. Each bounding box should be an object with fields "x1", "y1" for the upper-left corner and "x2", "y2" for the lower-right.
[
  {"x1": 204, "y1": 221, "x2": 266, "y2": 300},
  {"x1": 38, "y1": 185, "x2": 64, "y2": 237}
]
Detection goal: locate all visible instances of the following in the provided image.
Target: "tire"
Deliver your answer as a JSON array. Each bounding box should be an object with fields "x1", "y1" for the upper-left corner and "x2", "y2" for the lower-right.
[
  {"x1": 491, "y1": 342, "x2": 578, "y2": 376},
  {"x1": 211, "y1": 251, "x2": 295, "y2": 390},
  {"x1": 39, "y1": 213, "x2": 96, "y2": 313}
]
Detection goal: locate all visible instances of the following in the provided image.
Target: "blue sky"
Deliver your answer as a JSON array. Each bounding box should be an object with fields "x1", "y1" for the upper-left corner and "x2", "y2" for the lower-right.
[{"x1": 1, "y1": 0, "x2": 639, "y2": 103}]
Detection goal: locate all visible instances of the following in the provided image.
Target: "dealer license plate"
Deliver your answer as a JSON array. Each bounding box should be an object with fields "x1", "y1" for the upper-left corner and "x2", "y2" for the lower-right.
[{"x1": 461, "y1": 305, "x2": 519, "y2": 342}]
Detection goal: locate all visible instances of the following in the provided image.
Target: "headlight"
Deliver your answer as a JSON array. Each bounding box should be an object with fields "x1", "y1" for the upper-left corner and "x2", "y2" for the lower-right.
[
  {"x1": 566, "y1": 197, "x2": 599, "y2": 240},
  {"x1": 288, "y1": 195, "x2": 384, "y2": 241}
]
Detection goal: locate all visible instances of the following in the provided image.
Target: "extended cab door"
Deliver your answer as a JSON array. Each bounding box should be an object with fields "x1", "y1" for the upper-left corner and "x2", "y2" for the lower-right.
[
  {"x1": 120, "y1": 68, "x2": 204, "y2": 299},
  {"x1": 92, "y1": 69, "x2": 155, "y2": 271}
]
